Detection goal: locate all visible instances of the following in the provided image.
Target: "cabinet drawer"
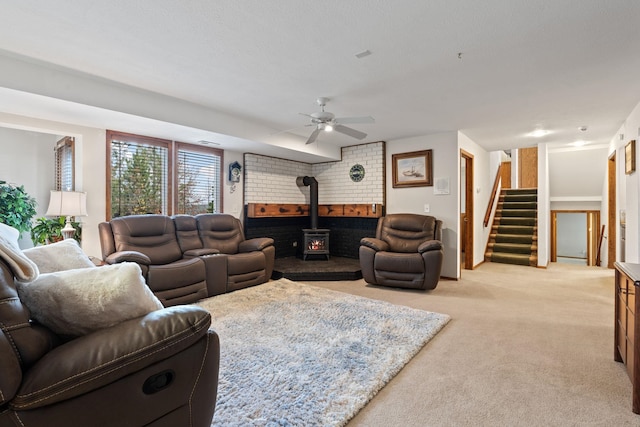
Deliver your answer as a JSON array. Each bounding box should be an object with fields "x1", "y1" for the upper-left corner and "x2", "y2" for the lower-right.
[
  {"x1": 628, "y1": 338, "x2": 635, "y2": 379},
  {"x1": 619, "y1": 323, "x2": 628, "y2": 364},
  {"x1": 619, "y1": 295, "x2": 628, "y2": 330}
]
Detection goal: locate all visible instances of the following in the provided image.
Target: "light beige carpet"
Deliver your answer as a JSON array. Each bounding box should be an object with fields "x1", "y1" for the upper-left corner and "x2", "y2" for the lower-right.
[
  {"x1": 305, "y1": 262, "x2": 640, "y2": 427},
  {"x1": 198, "y1": 278, "x2": 449, "y2": 426}
]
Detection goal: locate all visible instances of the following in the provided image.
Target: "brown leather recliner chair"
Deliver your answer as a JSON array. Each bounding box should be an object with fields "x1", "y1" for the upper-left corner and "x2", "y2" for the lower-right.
[
  {"x1": 359, "y1": 213, "x2": 444, "y2": 290},
  {"x1": 195, "y1": 214, "x2": 275, "y2": 292},
  {"x1": 0, "y1": 257, "x2": 220, "y2": 427},
  {"x1": 99, "y1": 215, "x2": 209, "y2": 306}
]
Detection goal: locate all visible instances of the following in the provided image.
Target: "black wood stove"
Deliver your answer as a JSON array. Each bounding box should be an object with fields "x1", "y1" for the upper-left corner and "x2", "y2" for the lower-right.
[
  {"x1": 297, "y1": 175, "x2": 330, "y2": 261},
  {"x1": 302, "y1": 228, "x2": 330, "y2": 260}
]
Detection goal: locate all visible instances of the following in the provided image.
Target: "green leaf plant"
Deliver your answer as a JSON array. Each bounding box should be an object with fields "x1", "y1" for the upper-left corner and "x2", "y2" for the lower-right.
[
  {"x1": 30, "y1": 216, "x2": 82, "y2": 245},
  {"x1": 0, "y1": 180, "x2": 37, "y2": 234}
]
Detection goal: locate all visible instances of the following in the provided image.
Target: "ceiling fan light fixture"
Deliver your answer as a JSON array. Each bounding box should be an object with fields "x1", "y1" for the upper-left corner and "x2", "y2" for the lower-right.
[{"x1": 301, "y1": 97, "x2": 373, "y2": 144}]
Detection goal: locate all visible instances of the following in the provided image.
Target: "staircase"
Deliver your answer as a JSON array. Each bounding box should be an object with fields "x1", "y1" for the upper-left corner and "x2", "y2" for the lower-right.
[{"x1": 485, "y1": 188, "x2": 538, "y2": 267}]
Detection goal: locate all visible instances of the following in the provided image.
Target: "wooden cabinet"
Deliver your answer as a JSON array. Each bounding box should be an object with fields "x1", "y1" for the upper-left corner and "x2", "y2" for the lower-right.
[{"x1": 614, "y1": 262, "x2": 640, "y2": 413}]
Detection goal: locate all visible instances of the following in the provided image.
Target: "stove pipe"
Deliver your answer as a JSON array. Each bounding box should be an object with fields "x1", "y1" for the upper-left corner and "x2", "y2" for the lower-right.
[{"x1": 296, "y1": 176, "x2": 318, "y2": 229}]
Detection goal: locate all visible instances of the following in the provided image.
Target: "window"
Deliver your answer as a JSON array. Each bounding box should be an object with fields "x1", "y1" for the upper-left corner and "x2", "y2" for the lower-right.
[
  {"x1": 176, "y1": 143, "x2": 222, "y2": 215},
  {"x1": 55, "y1": 137, "x2": 74, "y2": 191},
  {"x1": 106, "y1": 131, "x2": 223, "y2": 219}
]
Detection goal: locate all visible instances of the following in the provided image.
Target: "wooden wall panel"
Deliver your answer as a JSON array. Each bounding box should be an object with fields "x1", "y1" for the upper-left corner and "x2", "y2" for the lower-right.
[
  {"x1": 518, "y1": 147, "x2": 538, "y2": 189},
  {"x1": 500, "y1": 161, "x2": 512, "y2": 189}
]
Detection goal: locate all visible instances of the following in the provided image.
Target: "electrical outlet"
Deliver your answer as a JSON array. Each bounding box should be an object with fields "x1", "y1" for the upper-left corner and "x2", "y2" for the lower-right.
[{"x1": 424, "y1": 204, "x2": 430, "y2": 213}]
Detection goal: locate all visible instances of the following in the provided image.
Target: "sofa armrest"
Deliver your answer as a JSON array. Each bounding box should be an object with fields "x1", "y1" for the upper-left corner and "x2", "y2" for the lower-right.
[
  {"x1": 183, "y1": 248, "x2": 220, "y2": 257},
  {"x1": 360, "y1": 237, "x2": 389, "y2": 252},
  {"x1": 105, "y1": 251, "x2": 151, "y2": 265},
  {"x1": 11, "y1": 306, "x2": 212, "y2": 410},
  {"x1": 418, "y1": 240, "x2": 443, "y2": 253},
  {"x1": 239, "y1": 237, "x2": 274, "y2": 253}
]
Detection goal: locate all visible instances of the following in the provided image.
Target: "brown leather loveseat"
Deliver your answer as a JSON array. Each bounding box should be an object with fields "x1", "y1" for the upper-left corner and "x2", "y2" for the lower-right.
[
  {"x1": 99, "y1": 213, "x2": 275, "y2": 306},
  {"x1": 0, "y1": 256, "x2": 220, "y2": 427},
  {"x1": 359, "y1": 213, "x2": 444, "y2": 290}
]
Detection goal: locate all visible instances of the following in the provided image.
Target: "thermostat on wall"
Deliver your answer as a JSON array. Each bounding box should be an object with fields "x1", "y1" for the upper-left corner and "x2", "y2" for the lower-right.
[{"x1": 434, "y1": 177, "x2": 450, "y2": 195}]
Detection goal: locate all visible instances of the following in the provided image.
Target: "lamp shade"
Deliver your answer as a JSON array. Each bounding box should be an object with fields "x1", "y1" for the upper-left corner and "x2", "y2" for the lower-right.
[{"x1": 45, "y1": 191, "x2": 88, "y2": 217}]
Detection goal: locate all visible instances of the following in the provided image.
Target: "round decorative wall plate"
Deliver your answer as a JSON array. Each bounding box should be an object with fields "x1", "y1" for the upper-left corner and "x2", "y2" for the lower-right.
[{"x1": 349, "y1": 164, "x2": 365, "y2": 182}]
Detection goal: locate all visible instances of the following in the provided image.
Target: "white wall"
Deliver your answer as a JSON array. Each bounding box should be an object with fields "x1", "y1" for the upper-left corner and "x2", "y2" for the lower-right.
[
  {"x1": 0, "y1": 113, "x2": 107, "y2": 257},
  {"x1": 549, "y1": 146, "x2": 608, "y2": 198},
  {"x1": 386, "y1": 132, "x2": 459, "y2": 278},
  {"x1": 549, "y1": 145, "x2": 607, "y2": 212},
  {"x1": 223, "y1": 150, "x2": 245, "y2": 220},
  {"x1": 606, "y1": 100, "x2": 640, "y2": 264},
  {"x1": 511, "y1": 149, "x2": 519, "y2": 188},
  {"x1": 538, "y1": 143, "x2": 550, "y2": 267},
  {"x1": 0, "y1": 127, "x2": 56, "y2": 247},
  {"x1": 556, "y1": 213, "x2": 587, "y2": 258}
]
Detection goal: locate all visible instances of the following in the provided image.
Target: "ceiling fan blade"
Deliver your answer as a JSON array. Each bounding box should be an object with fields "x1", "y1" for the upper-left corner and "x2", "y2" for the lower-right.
[
  {"x1": 334, "y1": 124, "x2": 367, "y2": 140},
  {"x1": 305, "y1": 127, "x2": 322, "y2": 144},
  {"x1": 334, "y1": 116, "x2": 375, "y2": 125}
]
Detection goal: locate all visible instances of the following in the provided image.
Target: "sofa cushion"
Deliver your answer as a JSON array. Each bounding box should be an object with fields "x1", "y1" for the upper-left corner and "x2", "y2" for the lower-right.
[
  {"x1": 173, "y1": 215, "x2": 203, "y2": 253},
  {"x1": 379, "y1": 214, "x2": 437, "y2": 253},
  {"x1": 374, "y1": 251, "x2": 425, "y2": 273},
  {"x1": 23, "y1": 239, "x2": 95, "y2": 274},
  {"x1": 227, "y1": 251, "x2": 265, "y2": 275},
  {"x1": 147, "y1": 257, "x2": 206, "y2": 291},
  {"x1": 110, "y1": 215, "x2": 183, "y2": 264},
  {"x1": 16, "y1": 263, "x2": 163, "y2": 337},
  {"x1": 196, "y1": 214, "x2": 244, "y2": 254}
]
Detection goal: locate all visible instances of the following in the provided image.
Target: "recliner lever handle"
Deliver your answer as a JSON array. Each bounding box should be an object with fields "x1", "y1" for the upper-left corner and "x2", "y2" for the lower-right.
[{"x1": 143, "y1": 369, "x2": 175, "y2": 394}]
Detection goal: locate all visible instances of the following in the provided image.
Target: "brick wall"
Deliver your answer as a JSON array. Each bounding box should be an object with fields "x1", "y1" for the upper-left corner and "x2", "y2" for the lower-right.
[
  {"x1": 244, "y1": 141, "x2": 384, "y2": 258},
  {"x1": 244, "y1": 141, "x2": 384, "y2": 204},
  {"x1": 244, "y1": 154, "x2": 312, "y2": 203},
  {"x1": 313, "y1": 142, "x2": 384, "y2": 204}
]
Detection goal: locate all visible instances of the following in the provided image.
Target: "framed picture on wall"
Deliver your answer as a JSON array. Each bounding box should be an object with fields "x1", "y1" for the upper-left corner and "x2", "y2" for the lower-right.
[
  {"x1": 392, "y1": 149, "x2": 433, "y2": 188},
  {"x1": 626, "y1": 140, "x2": 636, "y2": 175}
]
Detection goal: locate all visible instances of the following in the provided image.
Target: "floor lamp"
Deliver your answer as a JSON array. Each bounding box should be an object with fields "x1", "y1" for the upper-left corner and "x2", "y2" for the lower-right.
[{"x1": 45, "y1": 190, "x2": 88, "y2": 240}]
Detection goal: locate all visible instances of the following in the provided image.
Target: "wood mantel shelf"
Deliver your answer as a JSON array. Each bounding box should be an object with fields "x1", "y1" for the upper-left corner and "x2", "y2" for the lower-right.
[
  {"x1": 318, "y1": 204, "x2": 383, "y2": 218},
  {"x1": 247, "y1": 204, "x2": 309, "y2": 217},
  {"x1": 247, "y1": 203, "x2": 383, "y2": 218}
]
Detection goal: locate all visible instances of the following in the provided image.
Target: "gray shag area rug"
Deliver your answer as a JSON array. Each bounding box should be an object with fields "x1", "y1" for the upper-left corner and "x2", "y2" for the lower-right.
[{"x1": 197, "y1": 278, "x2": 450, "y2": 427}]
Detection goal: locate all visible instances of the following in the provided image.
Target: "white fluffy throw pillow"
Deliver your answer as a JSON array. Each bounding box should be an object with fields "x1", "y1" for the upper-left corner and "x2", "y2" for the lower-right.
[
  {"x1": 22, "y1": 239, "x2": 96, "y2": 273},
  {"x1": 16, "y1": 262, "x2": 163, "y2": 337}
]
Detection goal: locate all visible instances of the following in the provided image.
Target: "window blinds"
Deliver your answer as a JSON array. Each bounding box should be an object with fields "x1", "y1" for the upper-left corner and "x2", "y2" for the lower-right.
[
  {"x1": 176, "y1": 147, "x2": 221, "y2": 215},
  {"x1": 110, "y1": 139, "x2": 168, "y2": 217}
]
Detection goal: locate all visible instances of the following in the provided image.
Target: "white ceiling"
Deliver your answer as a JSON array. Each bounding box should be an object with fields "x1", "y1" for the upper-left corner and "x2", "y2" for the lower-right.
[{"x1": 0, "y1": 0, "x2": 639, "y2": 162}]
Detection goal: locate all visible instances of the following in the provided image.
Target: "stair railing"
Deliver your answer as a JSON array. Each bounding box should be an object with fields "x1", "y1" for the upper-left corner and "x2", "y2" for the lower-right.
[{"x1": 484, "y1": 164, "x2": 502, "y2": 227}]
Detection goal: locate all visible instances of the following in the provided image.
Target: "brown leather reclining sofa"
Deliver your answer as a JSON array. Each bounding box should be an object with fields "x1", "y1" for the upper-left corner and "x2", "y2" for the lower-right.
[
  {"x1": 0, "y1": 257, "x2": 220, "y2": 427},
  {"x1": 99, "y1": 213, "x2": 275, "y2": 306}
]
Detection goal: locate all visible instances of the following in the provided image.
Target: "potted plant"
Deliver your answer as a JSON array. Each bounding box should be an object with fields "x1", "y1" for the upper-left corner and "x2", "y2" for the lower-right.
[
  {"x1": 31, "y1": 216, "x2": 82, "y2": 245},
  {"x1": 0, "y1": 180, "x2": 37, "y2": 234}
]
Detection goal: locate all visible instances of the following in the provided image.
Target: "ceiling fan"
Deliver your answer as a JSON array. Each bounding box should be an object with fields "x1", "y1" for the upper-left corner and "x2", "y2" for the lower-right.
[{"x1": 299, "y1": 97, "x2": 374, "y2": 144}]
